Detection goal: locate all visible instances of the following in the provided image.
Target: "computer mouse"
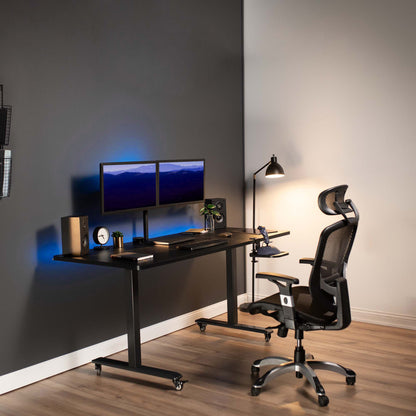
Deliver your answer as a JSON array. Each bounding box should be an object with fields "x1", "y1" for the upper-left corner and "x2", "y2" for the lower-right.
[{"x1": 219, "y1": 232, "x2": 232, "y2": 238}]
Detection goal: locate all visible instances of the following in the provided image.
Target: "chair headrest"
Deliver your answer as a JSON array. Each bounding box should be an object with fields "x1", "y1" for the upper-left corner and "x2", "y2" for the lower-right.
[{"x1": 318, "y1": 185, "x2": 352, "y2": 216}]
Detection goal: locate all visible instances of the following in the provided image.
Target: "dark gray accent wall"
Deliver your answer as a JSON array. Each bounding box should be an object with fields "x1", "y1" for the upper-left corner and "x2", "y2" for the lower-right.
[{"x1": 0, "y1": 0, "x2": 244, "y2": 376}]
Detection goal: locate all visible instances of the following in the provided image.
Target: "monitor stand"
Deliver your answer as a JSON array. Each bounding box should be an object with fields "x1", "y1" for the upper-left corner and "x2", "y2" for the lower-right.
[{"x1": 133, "y1": 210, "x2": 154, "y2": 246}]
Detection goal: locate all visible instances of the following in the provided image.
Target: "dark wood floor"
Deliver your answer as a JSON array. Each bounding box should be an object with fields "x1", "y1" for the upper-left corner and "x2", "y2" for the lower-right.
[{"x1": 1, "y1": 312, "x2": 415, "y2": 416}]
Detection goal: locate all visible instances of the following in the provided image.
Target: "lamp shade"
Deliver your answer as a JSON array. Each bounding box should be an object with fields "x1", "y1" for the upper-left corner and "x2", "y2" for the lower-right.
[{"x1": 265, "y1": 155, "x2": 284, "y2": 178}]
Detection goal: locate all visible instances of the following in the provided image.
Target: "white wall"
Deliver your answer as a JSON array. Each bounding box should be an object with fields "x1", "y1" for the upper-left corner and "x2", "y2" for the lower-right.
[{"x1": 244, "y1": 0, "x2": 416, "y2": 327}]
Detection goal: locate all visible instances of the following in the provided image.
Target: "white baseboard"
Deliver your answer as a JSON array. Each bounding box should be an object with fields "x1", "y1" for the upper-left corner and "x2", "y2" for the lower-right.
[
  {"x1": 245, "y1": 293, "x2": 416, "y2": 330},
  {"x1": 351, "y1": 307, "x2": 416, "y2": 330},
  {"x1": 0, "y1": 294, "x2": 246, "y2": 395}
]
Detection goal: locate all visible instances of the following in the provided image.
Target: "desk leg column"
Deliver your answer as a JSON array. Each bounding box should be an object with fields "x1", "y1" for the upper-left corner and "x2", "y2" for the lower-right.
[
  {"x1": 92, "y1": 269, "x2": 185, "y2": 388},
  {"x1": 226, "y1": 248, "x2": 238, "y2": 325},
  {"x1": 127, "y1": 270, "x2": 141, "y2": 368},
  {"x1": 195, "y1": 246, "x2": 273, "y2": 340}
]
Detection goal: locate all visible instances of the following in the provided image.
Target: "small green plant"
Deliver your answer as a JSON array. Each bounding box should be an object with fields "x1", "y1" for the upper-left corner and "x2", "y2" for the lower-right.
[
  {"x1": 200, "y1": 203, "x2": 219, "y2": 217},
  {"x1": 111, "y1": 231, "x2": 124, "y2": 238}
]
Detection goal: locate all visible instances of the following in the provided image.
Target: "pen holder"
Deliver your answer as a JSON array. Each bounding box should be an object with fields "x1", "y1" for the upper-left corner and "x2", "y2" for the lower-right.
[{"x1": 113, "y1": 236, "x2": 124, "y2": 248}]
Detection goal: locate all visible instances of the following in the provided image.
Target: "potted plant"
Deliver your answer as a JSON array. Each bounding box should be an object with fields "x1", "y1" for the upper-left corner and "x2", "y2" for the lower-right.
[
  {"x1": 200, "y1": 203, "x2": 220, "y2": 231},
  {"x1": 112, "y1": 231, "x2": 124, "y2": 248}
]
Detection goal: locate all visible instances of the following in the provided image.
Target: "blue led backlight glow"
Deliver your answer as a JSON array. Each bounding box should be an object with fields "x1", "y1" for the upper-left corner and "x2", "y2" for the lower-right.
[{"x1": 36, "y1": 225, "x2": 60, "y2": 265}]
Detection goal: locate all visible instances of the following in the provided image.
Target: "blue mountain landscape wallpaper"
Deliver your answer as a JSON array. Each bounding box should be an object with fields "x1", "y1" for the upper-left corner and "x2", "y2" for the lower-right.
[
  {"x1": 102, "y1": 163, "x2": 157, "y2": 212},
  {"x1": 159, "y1": 161, "x2": 204, "y2": 205}
]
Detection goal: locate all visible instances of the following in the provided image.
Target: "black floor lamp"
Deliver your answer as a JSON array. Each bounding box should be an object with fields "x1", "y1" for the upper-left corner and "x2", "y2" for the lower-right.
[
  {"x1": 251, "y1": 154, "x2": 285, "y2": 301},
  {"x1": 252, "y1": 154, "x2": 284, "y2": 232}
]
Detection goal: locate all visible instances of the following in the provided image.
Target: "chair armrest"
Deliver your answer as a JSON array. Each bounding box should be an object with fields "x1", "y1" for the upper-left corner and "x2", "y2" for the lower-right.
[
  {"x1": 299, "y1": 257, "x2": 314, "y2": 265},
  {"x1": 256, "y1": 272, "x2": 299, "y2": 298},
  {"x1": 256, "y1": 272, "x2": 299, "y2": 285},
  {"x1": 256, "y1": 272, "x2": 299, "y2": 330}
]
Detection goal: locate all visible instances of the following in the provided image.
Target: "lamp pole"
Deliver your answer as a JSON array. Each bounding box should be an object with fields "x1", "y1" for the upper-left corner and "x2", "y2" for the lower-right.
[
  {"x1": 252, "y1": 161, "x2": 272, "y2": 233},
  {"x1": 250, "y1": 154, "x2": 285, "y2": 302}
]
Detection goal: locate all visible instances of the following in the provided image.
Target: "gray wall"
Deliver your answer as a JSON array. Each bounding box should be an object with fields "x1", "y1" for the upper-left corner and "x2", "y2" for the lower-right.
[
  {"x1": 244, "y1": 0, "x2": 416, "y2": 323},
  {"x1": 0, "y1": 0, "x2": 244, "y2": 376}
]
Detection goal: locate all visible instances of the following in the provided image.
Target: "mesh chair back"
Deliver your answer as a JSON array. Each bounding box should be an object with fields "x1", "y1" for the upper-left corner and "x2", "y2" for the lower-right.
[{"x1": 308, "y1": 186, "x2": 359, "y2": 324}]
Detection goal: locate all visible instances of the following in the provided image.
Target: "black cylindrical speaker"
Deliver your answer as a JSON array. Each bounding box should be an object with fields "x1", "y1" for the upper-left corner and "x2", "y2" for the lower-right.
[
  {"x1": 205, "y1": 198, "x2": 226, "y2": 229},
  {"x1": 0, "y1": 85, "x2": 12, "y2": 146},
  {"x1": 61, "y1": 216, "x2": 89, "y2": 256}
]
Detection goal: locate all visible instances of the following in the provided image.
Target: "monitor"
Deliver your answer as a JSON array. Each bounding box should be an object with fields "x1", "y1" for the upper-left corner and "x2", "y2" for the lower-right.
[
  {"x1": 159, "y1": 160, "x2": 204, "y2": 206},
  {"x1": 100, "y1": 161, "x2": 157, "y2": 214}
]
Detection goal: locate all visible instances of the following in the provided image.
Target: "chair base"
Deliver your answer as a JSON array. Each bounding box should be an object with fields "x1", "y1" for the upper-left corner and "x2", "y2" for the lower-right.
[{"x1": 250, "y1": 350, "x2": 356, "y2": 407}]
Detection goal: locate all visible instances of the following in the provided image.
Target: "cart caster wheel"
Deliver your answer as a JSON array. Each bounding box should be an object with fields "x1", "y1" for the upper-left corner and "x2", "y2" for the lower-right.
[
  {"x1": 198, "y1": 323, "x2": 207, "y2": 333},
  {"x1": 346, "y1": 375, "x2": 356, "y2": 385},
  {"x1": 318, "y1": 395, "x2": 329, "y2": 407},
  {"x1": 251, "y1": 386, "x2": 261, "y2": 396},
  {"x1": 264, "y1": 332, "x2": 271, "y2": 342},
  {"x1": 251, "y1": 365, "x2": 260, "y2": 376},
  {"x1": 95, "y1": 364, "x2": 102, "y2": 376}
]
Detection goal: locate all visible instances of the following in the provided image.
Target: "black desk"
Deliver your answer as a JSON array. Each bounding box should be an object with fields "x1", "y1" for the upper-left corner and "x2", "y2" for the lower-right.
[{"x1": 54, "y1": 227, "x2": 289, "y2": 390}]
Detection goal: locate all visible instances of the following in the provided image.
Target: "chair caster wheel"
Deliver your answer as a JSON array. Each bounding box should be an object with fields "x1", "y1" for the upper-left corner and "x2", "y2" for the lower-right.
[
  {"x1": 251, "y1": 365, "x2": 260, "y2": 376},
  {"x1": 346, "y1": 375, "x2": 356, "y2": 385},
  {"x1": 318, "y1": 395, "x2": 329, "y2": 407},
  {"x1": 296, "y1": 371, "x2": 303, "y2": 378},
  {"x1": 277, "y1": 325, "x2": 288, "y2": 338},
  {"x1": 251, "y1": 386, "x2": 261, "y2": 396},
  {"x1": 95, "y1": 364, "x2": 101, "y2": 376},
  {"x1": 198, "y1": 323, "x2": 207, "y2": 332},
  {"x1": 173, "y1": 377, "x2": 187, "y2": 391},
  {"x1": 174, "y1": 381, "x2": 183, "y2": 391},
  {"x1": 264, "y1": 332, "x2": 271, "y2": 342}
]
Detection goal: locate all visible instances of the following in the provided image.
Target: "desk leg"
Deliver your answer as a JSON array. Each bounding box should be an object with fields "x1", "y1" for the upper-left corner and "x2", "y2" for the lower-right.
[
  {"x1": 195, "y1": 248, "x2": 273, "y2": 341},
  {"x1": 92, "y1": 270, "x2": 186, "y2": 390},
  {"x1": 127, "y1": 269, "x2": 141, "y2": 367},
  {"x1": 226, "y1": 248, "x2": 238, "y2": 325}
]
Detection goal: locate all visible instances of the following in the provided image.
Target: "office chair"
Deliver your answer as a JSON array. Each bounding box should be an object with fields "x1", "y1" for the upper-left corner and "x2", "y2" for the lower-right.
[{"x1": 245, "y1": 185, "x2": 359, "y2": 406}]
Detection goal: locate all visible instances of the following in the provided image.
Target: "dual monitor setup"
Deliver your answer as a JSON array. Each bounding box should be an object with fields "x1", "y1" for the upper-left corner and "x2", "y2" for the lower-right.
[
  {"x1": 100, "y1": 159, "x2": 207, "y2": 245},
  {"x1": 101, "y1": 159, "x2": 205, "y2": 214}
]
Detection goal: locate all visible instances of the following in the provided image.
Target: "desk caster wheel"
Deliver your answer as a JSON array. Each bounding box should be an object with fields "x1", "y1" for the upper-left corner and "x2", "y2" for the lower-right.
[
  {"x1": 251, "y1": 386, "x2": 261, "y2": 396},
  {"x1": 264, "y1": 332, "x2": 271, "y2": 342},
  {"x1": 95, "y1": 364, "x2": 102, "y2": 376},
  {"x1": 173, "y1": 377, "x2": 186, "y2": 391},
  {"x1": 318, "y1": 395, "x2": 329, "y2": 407},
  {"x1": 198, "y1": 322, "x2": 207, "y2": 332}
]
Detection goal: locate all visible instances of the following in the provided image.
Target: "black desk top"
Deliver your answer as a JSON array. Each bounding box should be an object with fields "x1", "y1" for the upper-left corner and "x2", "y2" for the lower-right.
[{"x1": 54, "y1": 228, "x2": 290, "y2": 271}]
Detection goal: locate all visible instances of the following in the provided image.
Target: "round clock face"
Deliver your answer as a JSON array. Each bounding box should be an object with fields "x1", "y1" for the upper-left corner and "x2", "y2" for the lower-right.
[{"x1": 93, "y1": 226, "x2": 110, "y2": 245}]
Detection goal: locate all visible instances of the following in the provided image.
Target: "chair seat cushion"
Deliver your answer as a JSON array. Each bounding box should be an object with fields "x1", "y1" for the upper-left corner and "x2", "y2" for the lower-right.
[{"x1": 245, "y1": 286, "x2": 336, "y2": 326}]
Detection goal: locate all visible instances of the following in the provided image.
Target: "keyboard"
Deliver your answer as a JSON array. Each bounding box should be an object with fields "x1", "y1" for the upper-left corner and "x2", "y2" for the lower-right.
[{"x1": 177, "y1": 239, "x2": 228, "y2": 251}]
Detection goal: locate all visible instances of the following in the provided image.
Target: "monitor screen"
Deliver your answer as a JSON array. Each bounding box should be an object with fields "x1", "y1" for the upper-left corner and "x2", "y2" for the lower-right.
[
  {"x1": 159, "y1": 160, "x2": 204, "y2": 205},
  {"x1": 101, "y1": 162, "x2": 157, "y2": 214}
]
